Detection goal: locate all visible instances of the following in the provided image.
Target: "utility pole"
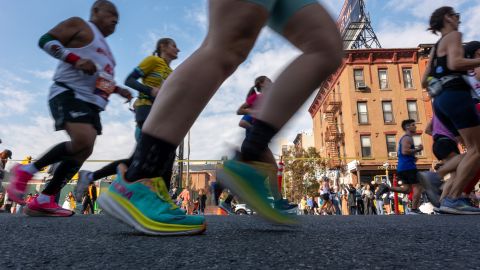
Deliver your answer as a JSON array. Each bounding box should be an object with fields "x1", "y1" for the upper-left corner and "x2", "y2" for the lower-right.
[{"x1": 177, "y1": 140, "x2": 184, "y2": 189}]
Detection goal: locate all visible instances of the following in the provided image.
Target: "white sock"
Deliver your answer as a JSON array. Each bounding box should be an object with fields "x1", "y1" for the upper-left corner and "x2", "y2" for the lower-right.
[
  {"x1": 37, "y1": 193, "x2": 51, "y2": 204},
  {"x1": 22, "y1": 164, "x2": 39, "y2": 175}
]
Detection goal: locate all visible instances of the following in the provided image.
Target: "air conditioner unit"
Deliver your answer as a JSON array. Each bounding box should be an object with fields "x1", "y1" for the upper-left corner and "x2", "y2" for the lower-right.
[
  {"x1": 356, "y1": 82, "x2": 367, "y2": 90},
  {"x1": 388, "y1": 152, "x2": 398, "y2": 158}
]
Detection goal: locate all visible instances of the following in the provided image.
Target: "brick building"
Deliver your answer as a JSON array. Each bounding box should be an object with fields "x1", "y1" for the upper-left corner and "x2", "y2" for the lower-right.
[{"x1": 309, "y1": 45, "x2": 435, "y2": 185}]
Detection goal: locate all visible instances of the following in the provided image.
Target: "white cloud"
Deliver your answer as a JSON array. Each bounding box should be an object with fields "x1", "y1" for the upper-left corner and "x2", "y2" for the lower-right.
[
  {"x1": 384, "y1": 0, "x2": 468, "y2": 19},
  {"x1": 28, "y1": 69, "x2": 54, "y2": 80}
]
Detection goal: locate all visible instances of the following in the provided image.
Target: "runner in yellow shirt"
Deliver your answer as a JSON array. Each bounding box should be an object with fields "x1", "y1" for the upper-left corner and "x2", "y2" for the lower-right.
[{"x1": 76, "y1": 38, "x2": 180, "y2": 199}]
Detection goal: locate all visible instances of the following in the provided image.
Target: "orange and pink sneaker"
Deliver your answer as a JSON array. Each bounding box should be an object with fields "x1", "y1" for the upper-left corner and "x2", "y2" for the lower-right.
[
  {"x1": 24, "y1": 194, "x2": 75, "y2": 217},
  {"x1": 6, "y1": 164, "x2": 34, "y2": 205}
]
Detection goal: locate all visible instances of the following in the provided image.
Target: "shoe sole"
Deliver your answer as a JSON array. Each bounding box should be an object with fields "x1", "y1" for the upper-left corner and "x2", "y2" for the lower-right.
[
  {"x1": 418, "y1": 173, "x2": 441, "y2": 208},
  {"x1": 438, "y1": 206, "x2": 480, "y2": 215},
  {"x1": 98, "y1": 192, "x2": 207, "y2": 236},
  {"x1": 217, "y1": 167, "x2": 296, "y2": 225},
  {"x1": 24, "y1": 207, "x2": 75, "y2": 217}
]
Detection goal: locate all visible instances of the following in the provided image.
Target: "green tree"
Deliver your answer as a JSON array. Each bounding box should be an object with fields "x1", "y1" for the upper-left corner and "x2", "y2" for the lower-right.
[{"x1": 282, "y1": 147, "x2": 327, "y2": 203}]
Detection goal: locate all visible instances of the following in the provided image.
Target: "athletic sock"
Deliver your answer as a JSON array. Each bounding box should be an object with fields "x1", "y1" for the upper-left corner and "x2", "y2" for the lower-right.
[
  {"x1": 42, "y1": 159, "x2": 82, "y2": 195},
  {"x1": 125, "y1": 133, "x2": 177, "y2": 182},
  {"x1": 240, "y1": 119, "x2": 278, "y2": 161},
  {"x1": 22, "y1": 163, "x2": 39, "y2": 175},
  {"x1": 92, "y1": 158, "x2": 130, "y2": 180},
  {"x1": 33, "y1": 142, "x2": 70, "y2": 169}
]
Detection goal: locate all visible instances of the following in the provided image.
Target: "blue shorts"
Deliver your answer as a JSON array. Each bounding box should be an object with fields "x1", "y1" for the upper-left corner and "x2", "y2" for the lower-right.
[
  {"x1": 244, "y1": 0, "x2": 318, "y2": 33},
  {"x1": 433, "y1": 89, "x2": 480, "y2": 137}
]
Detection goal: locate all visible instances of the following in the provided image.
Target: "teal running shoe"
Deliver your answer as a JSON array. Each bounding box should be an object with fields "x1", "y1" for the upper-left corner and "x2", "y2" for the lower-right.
[
  {"x1": 217, "y1": 160, "x2": 297, "y2": 224},
  {"x1": 98, "y1": 164, "x2": 206, "y2": 236}
]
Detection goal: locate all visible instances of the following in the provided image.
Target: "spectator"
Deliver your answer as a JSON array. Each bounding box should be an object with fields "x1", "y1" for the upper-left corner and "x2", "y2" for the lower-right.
[
  {"x1": 198, "y1": 189, "x2": 207, "y2": 215},
  {"x1": 355, "y1": 184, "x2": 364, "y2": 215},
  {"x1": 362, "y1": 185, "x2": 374, "y2": 215},
  {"x1": 347, "y1": 184, "x2": 357, "y2": 215},
  {"x1": 82, "y1": 182, "x2": 97, "y2": 214}
]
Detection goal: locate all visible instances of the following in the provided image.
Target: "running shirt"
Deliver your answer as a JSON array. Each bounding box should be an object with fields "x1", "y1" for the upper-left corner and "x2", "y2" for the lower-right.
[
  {"x1": 134, "y1": 55, "x2": 172, "y2": 104},
  {"x1": 432, "y1": 115, "x2": 457, "y2": 142},
  {"x1": 397, "y1": 135, "x2": 416, "y2": 172},
  {"x1": 430, "y1": 38, "x2": 469, "y2": 90},
  {"x1": 50, "y1": 20, "x2": 116, "y2": 110}
]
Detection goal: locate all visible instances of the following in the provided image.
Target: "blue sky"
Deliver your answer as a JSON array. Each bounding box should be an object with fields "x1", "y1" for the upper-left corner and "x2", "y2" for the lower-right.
[{"x1": 1, "y1": 0, "x2": 479, "y2": 170}]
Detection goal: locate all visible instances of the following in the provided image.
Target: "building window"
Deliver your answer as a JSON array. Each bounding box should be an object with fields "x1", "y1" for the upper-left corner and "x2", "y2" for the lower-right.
[
  {"x1": 382, "y1": 101, "x2": 394, "y2": 124},
  {"x1": 402, "y1": 68, "x2": 414, "y2": 89},
  {"x1": 354, "y1": 69, "x2": 365, "y2": 89},
  {"x1": 361, "y1": 135, "x2": 372, "y2": 158},
  {"x1": 357, "y1": 102, "x2": 369, "y2": 124},
  {"x1": 378, "y1": 69, "x2": 388, "y2": 89},
  {"x1": 412, "y1": 135, "x2": 424, "y2": 156},
  {"x1": 407, "y1": 101, "x2": 419, "y2": 121},
  {"x1": 386, "y1": 135, "x2": 396, "y2": 157}
]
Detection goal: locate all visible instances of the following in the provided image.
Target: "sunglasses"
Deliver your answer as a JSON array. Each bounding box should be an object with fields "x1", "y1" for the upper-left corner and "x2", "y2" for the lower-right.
[{"x1": 450, "y1": 12, "x2": 460, "y2": 19}]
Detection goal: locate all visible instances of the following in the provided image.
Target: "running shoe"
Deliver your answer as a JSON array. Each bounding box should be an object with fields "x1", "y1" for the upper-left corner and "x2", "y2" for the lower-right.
[
  {"x1": 217, "y1": 160, "x2": 297, "y2": 224},
  {"x1": 375, "y1": 183, "x2": 390, "y2": 199},
  {"x1": 418, "y1": 171, "x2": 441, "y2": 208},
  {"x1": 273, "y1": 199, "x2": 298, "y2": 215},
  {"x1": 407, "y1": 208, "x2": 424, "y2": 215},
  {"x1": 219, "y1": 200, "x2": 235, "y2": 215},
  {"x1": 24, "y1": 194, "x2": 74, "y2": 217},
  {"x1": 439, "y1": 197, "x2": 480, "y2": 215},
  {"x1": 6, "y1": 164, "x2": 34, "y2": 205},
  {"x1": 75, "y1": 170, "x2": 92, "y2": 203},
  {"x1": 98, "y1": 164, "x2": 205, "y2": 236}
]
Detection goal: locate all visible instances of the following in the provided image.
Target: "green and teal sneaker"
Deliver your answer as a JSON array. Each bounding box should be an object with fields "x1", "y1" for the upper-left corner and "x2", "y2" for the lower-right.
[
  {"x1": 98, "y1": 164, "x2": 206, "y2": 236},
  {"x1": 217, "y1": 160, "x2": 297, "y2": 225}
]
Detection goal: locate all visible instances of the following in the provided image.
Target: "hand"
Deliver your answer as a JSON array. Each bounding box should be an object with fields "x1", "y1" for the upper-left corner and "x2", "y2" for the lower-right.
[
  {"x1": 417, "y1": 144, "x2": 424, "y2": 151},
  {"x1": 74, "y1": 59, "x2": 97, "y2": 75},
  {"x1": 151, "y1": 87, "x2": 161, "y2": 97},
  {"x1": 116, "y1": 87, "x2": 132, "y2": 102}
]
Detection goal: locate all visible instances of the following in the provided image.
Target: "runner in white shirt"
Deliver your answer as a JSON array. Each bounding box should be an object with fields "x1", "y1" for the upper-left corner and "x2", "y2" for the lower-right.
[{"x1": 7, "y1": 0, "x2": 131, "y2": 217}]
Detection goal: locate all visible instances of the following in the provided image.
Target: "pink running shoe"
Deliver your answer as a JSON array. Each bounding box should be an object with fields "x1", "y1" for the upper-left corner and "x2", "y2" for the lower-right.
[
  {"x1": 6, "y1": 164, "x2": 34, "y2": 205},
  {"x1": 24, "y1": 195, "x2": 74, "y2": 217}
]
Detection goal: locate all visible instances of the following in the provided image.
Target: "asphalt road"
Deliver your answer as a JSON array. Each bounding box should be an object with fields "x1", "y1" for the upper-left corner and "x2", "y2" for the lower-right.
[{"x1": 0, "y1": 214, "x2": 479, "y2": 269}]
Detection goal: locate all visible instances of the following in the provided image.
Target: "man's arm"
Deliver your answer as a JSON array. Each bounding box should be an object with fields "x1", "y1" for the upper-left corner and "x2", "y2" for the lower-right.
[
  {"x1": 401, "y1": 136, "x2": 422, "y2": 156},
  {"x1": 38, "y1": 17, "x2": 96, "y2": 75}
]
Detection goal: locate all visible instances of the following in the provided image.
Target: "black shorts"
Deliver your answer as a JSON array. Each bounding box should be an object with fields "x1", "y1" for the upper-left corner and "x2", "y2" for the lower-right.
[
  {"x1": 432, "y1": 135, "x2": 460, "y2": 160},
  {"x1": 433, "y1": 89, "x2": 480, "y2": 137},
  {"x1": 49, "y1": 90, "x2": 102, "y2": 135},
  {"x1": 397, "y1": 169, "x2": 419, "y2": 185}
]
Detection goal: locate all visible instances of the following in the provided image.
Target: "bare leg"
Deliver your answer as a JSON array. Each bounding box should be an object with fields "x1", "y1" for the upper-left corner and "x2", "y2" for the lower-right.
[
  {"x1": 142, "y1": 0, "x2": 268, "y2": 144},
  {"x1": 445, "y1": 126, "x2": 480, "y2": 198},
  {"x1": 255, "y1": 4, "x2": 343, "y2": 129}
]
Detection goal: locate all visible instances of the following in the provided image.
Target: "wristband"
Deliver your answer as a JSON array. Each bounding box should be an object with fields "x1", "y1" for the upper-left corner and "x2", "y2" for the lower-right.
[{"x1": 39, "y1": 33, "x2": 81, "y2": 65}]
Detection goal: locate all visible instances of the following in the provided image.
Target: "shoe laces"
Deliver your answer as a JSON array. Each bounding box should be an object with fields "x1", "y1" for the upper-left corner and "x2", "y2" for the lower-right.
[{"x1": 152, "y1": 177, "x2": 179, "y2": 211}]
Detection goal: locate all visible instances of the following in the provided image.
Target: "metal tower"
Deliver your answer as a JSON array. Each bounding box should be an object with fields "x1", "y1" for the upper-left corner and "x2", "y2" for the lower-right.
[{"x1": 338, "y1": 0, "x2": 381, "y2": 49}]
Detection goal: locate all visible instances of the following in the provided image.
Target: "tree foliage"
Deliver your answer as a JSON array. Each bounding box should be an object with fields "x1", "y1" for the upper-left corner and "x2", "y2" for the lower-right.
[{"x1": 282, "y1": 147, "x2": 327, "y2": 203}]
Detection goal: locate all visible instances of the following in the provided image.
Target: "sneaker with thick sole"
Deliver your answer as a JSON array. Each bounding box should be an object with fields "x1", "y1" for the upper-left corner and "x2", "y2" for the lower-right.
[
  {"x1": 75, "y1": 170, "x2": 92, "y2": 203},
  {"x1": 439, "y1": 197, "x2": 480, "y2": 215},
  {"x1": 24, "y1": 195, "x2": 75, "y2": 217},
  {"x1": 6, "y1": 164, "x2": 34, "y2": 205},
  {"x1": 407, "y1": 208, "x2": 424, "y2": 215},
  {"x1": 98, "y1": 164, "x2": 205, "y2": 236},
  {"x1": 273, "y1": 199, "x2": 298, "y2": 215},
  {"x1": 418, "y1": 171, "x2": 441, "y2": 208},
  {"x1": 219, "y1": 201, "x2": 235, "y2": 215},
  {"x1": 217, "y1": 160, "x2": 297, "y2": 225}
]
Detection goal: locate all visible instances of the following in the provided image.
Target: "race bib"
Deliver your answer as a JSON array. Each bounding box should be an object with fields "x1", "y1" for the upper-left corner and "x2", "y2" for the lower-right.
[{"x1": 94, "y1": 74, "x2": 116, "y2": 100}]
